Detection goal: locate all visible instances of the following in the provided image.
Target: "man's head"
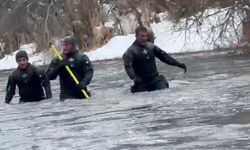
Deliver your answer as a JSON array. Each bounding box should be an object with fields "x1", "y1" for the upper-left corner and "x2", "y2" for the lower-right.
[
  {"x1": 135, "y1": 26, "x2": 148, "y2": 45},
  {"x1": 62, "y1": 35, "x2": 77, "y2": 55},
  {"x1": 16, "y1": 51, "x2": 29, "y2": 69}
]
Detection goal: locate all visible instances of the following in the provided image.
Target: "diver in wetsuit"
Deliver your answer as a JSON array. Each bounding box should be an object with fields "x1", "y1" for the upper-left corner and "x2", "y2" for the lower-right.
[
  {"x1": 123, "y1": 26, "x2": 187, "y2": 93},
  {"x1": 5, "y1": 51, "x2": 52, "y2": 104},
  {"x1": 46, "y1": 36, "x2": 94, "y2": 100}
]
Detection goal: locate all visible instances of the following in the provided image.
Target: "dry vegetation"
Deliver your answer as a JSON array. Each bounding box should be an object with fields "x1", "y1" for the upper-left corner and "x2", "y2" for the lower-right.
[{"x1": 0, "y1": 0, "x2": 249, "y2": 55}]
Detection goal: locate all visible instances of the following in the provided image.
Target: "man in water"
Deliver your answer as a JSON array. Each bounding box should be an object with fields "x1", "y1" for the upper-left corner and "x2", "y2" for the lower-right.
[
  {"x1": 5, "y1": 51, "x2": 52, "y2": 104},
  {"x1": 123, "y1": 26, "x2": 187, "y2": 93},
  {"x1": 46, "y1": 36, "x2": 94, "y2": 100}
]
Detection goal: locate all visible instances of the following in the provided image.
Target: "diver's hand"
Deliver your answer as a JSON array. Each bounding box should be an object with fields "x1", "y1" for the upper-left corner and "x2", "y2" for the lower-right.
[
  {"x1": 57, "y1": 59, "x2": 70, "y2": 70},
  {"x1": 77, "y1": 82, "x2": 87, "y2": 90},
  {"x1": 179, "y1": 63, "x2": 187, "y2": 73},
  {"x1": 134, "y1": 76, "x2": 143, "y2": 83}
]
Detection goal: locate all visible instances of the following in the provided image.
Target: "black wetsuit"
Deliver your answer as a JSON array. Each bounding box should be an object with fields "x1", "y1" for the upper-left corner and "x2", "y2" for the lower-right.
[
  {"x1": 46, "y1": 51, "x2": 93, "y2": 100},
  {"x1": 5, "y1": 64, "x2": 52, "y2": 104},
  {"x1": 123, "y1": 40, "x2": 185, "y2": 93}
]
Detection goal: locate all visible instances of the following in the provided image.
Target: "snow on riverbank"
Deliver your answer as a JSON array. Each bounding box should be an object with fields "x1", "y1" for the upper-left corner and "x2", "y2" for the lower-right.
[
  {"x1": 0, "y1": 44, "x2": 45, "y2": 70},
  {"x1": 87, "y1": 8, "x2": 242, "y2": 60},
  {"x1": 0, "y1": 9, "x2": 242, "y2": 70},
  {"x1": 86, "y1": 34, "x2": 135, "y2": 61}
]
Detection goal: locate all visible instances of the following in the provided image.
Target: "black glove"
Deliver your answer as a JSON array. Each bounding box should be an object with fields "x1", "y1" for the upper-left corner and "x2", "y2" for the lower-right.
[
  {"x1": 134, "y1": 76, "x2": 143, "y2": 84},
  {"x1": 57, "y1": 59, "x2": 70, "y2": 70},
  {"x1": 77, "y1": 82, "x2": 91, "y2": 98},
  {"x1": 179, "y1": 63, "x2": 187, "y2": 73},
  {"x1": 77, "y1": 81, "x2": 87, "y2": 90}
]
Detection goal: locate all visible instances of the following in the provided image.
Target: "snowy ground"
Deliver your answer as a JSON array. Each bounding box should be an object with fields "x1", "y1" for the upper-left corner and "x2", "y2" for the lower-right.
[
  {"x1": 0, "y1": 44, "x2": 44, "y2": 70},
  {"x1": 0, "y1": 9, "x2": 242, "y2": 70}
]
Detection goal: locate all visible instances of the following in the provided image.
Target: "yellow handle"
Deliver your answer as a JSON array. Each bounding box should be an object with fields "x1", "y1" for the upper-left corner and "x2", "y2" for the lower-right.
[{"x1": 51, "y1": 44, "x2": 90, "y2": 99}]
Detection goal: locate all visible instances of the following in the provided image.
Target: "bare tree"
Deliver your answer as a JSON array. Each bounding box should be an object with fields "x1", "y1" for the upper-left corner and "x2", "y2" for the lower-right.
[{"x1": 163, "y1": 0, "x2": 250, "y2": 53}]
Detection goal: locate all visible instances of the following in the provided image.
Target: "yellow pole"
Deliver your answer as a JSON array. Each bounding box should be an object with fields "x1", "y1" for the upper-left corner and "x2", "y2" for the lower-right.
[{"x1": 50, "y1": 44, "x2": 90, "y2": 99}]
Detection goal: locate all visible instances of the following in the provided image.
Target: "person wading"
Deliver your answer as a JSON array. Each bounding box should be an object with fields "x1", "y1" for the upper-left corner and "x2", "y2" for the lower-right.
[
  {"x1": 5, "y1": 51, "x2": 52, "y2": 104},
  {"x1": 123, "y1": 26, "x2": 187, "y2": 93},
  {"x1": 46, "y1": 36, "x2": 94, "y2": 100}
]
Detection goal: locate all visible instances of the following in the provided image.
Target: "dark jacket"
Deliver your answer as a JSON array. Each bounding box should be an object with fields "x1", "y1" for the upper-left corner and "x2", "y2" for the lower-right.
[
  {"x1": 46, "y1": 51, "x2": 93, "y2": 99},
  {"x1": 5, "y1": 64, "x2": 52, "y2": 104},
  {"x1": 123, "y1": 40, "x2": 184, "y2": 82}
]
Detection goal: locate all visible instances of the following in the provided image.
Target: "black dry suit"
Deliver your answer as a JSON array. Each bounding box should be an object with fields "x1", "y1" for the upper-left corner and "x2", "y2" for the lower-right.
[
  {"x1": 5, "y1": 64, "x2": 52, "y2": 104},
  {"x1": 123, "y1": 40, "x2": 186, "y2": 93},
  {"x1": 46, "y1": 51, "x2": 93, "y2": 100}
]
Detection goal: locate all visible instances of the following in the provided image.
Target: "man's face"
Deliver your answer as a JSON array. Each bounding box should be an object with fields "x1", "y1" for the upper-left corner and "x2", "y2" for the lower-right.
[
  {"x1": 136, "y1": 31, "x2": 148, "y2": 45},
  {"x1": 63, "y1": 42, "x2": 75, "y2": 55},
  {"x1": 17, "y1": 58, "x2": 29, "y2": 69}
]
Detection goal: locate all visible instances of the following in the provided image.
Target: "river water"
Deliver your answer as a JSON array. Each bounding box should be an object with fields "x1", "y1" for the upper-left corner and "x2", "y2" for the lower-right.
[{"x1": 0, "y1": 53, "x2": 250, "y2": 150}]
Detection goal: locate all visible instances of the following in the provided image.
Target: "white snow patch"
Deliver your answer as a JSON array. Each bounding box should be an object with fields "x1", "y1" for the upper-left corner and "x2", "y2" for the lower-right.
[
  {"x1": 151, "y1": 8, "x2": 242, "y2": 53},
  {"x1": 104, "y1": 21, "x2": 115, "y2": 28},
  {"x1": 86, "y1": 34, "x2": 135, "y2": 61},
  {"x1": 0, "y1": 44, "x2": 44, "y2": 70}
]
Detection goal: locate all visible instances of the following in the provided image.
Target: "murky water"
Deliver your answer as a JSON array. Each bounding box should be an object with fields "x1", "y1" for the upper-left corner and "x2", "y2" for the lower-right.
[{"x1": 0, "y1": 53, "x2": 250, "y2": 150}]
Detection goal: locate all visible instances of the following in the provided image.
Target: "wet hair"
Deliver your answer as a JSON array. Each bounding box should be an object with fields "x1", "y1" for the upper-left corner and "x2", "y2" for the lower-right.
[{"x1": 135, "y1": 26, "x2": 148, "y2": 36}]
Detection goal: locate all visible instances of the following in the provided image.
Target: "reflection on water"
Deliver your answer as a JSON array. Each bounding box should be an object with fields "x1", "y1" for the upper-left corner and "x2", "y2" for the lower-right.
[{"x1": 0, "y1": 54, "x2": 250, "y2": 150}]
